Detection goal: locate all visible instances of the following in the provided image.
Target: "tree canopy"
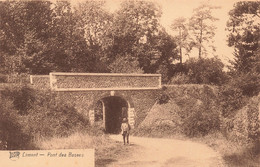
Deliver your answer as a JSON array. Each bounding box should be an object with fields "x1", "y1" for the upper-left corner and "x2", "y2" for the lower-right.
[
  {"x1": 226, "y1": 1, "x2": 260, "y2": 73},
  {"x1": 171, "y1": 17, "x2": 190, "y2": 64},
  {"x1": 0, "y1": 0, "x2": 177, "y2": 78},
  {"x1": 188, "y1": 4, "x2": 219, "y2": 58}
]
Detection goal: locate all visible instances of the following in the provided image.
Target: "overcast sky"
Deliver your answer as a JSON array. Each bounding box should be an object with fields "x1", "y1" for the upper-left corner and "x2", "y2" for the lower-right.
[{"x1": 72, "y1": 0, "x2": 241, "y2": 66}]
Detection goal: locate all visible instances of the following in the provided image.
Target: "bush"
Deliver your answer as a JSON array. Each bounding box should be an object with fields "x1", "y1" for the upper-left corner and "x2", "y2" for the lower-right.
[
  {"x1": 233, "y1": 72, "x2": 260, "y2": 97},
  {"x1": 0, "y1": 98, "x2": 34, "y2": 150},
  {"x1": 1, "y1": 85, "x2": 89, "y2": 142},
  {"x1": 169, "y1": 73, "x2": 190, "y2": 85},
  {"x1": 157, "y1": 94, "x2": 170, "y2": 104},
  {"x1": 7, "y1": 73, "x2": 30, "y2": 83},
  {"x1": 219, "y1": 85, "x2": 248, "y2": 118},
  {"x1": 2, "y1": 85, "x2": 35, "y2": 115},
  {"x1": 182, "y1": 104, "x2": 220, "y2": 137},
  {"x1": 169, "y1": 85, "x2": 221, "y2": 137},
  {"x1": 218, "y1": 72, "x2": 260, "y2": 118},
  {"x1": 22, "y1": 90, "x2": 89, "y2": 138},
  {"x1": 185, "y1": 57, "x2": 227, "y2": 85},
  {"x1": 156, "y1": 86, "x2": 170, "y2": 104},
  {"x1": 219, "y1": 76, "x2": 260, "y2": 143}
]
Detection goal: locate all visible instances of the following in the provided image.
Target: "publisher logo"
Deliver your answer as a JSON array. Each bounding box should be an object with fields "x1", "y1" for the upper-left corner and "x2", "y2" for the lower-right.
[{"x1": 9, "y1": 151, "x2": 20, "y2": 161}]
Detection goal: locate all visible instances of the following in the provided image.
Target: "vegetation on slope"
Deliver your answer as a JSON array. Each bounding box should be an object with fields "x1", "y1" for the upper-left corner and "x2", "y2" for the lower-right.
[{"x1": 0, "y1": 84, "x2": 89, "y2": 149}]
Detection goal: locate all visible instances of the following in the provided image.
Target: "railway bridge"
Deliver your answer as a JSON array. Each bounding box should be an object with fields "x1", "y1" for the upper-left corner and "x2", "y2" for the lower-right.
[{"x1": 30, "y1": 73, "x2": 162, "y2": 134}]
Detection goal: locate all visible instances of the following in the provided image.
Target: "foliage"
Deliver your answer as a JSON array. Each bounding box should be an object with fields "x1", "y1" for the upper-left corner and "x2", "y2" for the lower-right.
[
  {"x1": 182, "y1": 104, "x2": 220, "y2": 137},
  {"x1": 188, "y1": 3, "x2": 220, "y2": 58},
  {"x1": 246, "y1": 97, "x2": 260, "y2": 141},
  {"x1": 226, "y1": 1, "x2": 260, "y2": 73},
  {"x1": 175, "y1": 85, "x2": 220, "y2": 137},
  {"x1": 72, "y1": 1, "x2": 112, "y2": 73},
  {"x1": 108, "y1": 54, "x2": 143, "y2": 73},
  {"x1": 155, "y1": 86, "x2": 170, "y2": 104},
  {"x1": 184, "y1": 57, "x2": 227, "y2": 85},
  {"x1": 222, "y1": 140, "x2": 260, "y2": 167},
  {"x1": 156, "y1": 60, "x2": 172, "y2": 83},
  {"x1": 234, "y1": 72, "x2": 260, "y2": 97},
  {"x1": 0, "y1": 1, "x2": 178, "y2": 76},
  {"x1": 156, "y1": 93, "x2": 170, "y2": 105},
  {"x1": 219, "y1": 85, "x2": 247, "y2": 118},
  {"x1": 0, "y1": 98, "x2": 34, "y2": 150},
  {"x1": 170, "y1": 3, "x2": 220, "y2": 61},
  {"x1": 1, "y1": 85, "x2": 89, "y2": 142},
  {"x1": 219, "y1": 72, "x2": 260, "y2": 117},
  {"x1": 171, "y1": 17, "x2": 192, "y2": 64},
  {"x1": 0, "y1": 1, "x2": 54, "y2": 74},
  {"x1": 136, "y1": 85, "x2": 220, "y2": 138},
  {"x1": 23, "y1": 90, "x2": 89, "y2": 138},
  {"x1": 2, "y1": 85, "x2": 35, "y2": 115},
  {"x1": 111, "y1": 1, "x2": 177, "y2": 74},
  {"x1": 220, "y1": 93, "x2": 260, "y2": 146},
  {"x1": 169, "y1": 73, "x2": 190, "y2": 85},
  {"x1": 111, "y1": 0, "x2": 162, "y2": 56}
]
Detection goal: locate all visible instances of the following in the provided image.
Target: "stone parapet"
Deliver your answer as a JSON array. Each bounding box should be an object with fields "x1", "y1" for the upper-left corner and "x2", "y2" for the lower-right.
[{"x1": 49, "y1": 72, "x2": 161, "y2": 91}]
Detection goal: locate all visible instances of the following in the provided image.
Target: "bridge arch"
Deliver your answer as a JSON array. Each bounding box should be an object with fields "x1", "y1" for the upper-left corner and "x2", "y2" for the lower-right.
[
  {"x1": 90, "y1": 91, "x2": 134, "y2": 109},
  {"x1": 89, "y1": 91, "x2": 136, "y2": 133}
]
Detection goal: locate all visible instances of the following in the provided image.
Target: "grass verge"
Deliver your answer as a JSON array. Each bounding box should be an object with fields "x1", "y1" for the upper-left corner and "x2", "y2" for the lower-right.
[
  {"x1": 35, "y1": 132, "x2": 134, "y2": 167},
  {"x1": 192, "y1": 133, "x2": 260, "y2": 167}
]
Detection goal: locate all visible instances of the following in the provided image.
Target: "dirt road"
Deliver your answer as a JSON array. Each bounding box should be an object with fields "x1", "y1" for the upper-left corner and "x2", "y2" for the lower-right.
[{"x1": 108, "y1": 135, "x2": 225, "y2": 167}]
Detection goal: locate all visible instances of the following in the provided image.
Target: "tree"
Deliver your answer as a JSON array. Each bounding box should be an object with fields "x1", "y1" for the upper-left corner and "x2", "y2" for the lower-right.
[
  {"x1": 75, "y1": 1, "x2": 112, "y2": 51},
  {"x1": 72, "y1": 1, "x2": 113, "y2": 72},
  {"x1": 0, "y1": 1, "x2": 54, "y2": 74},
  {"x1": 48, "y1": 1, "x2": 75, "y2": 72},
  {"x1": 226, "y1": 1, "x2": 260, "y2": 73},
  {"x1": 0, "y1": 0, "x2": 178, "y2": 76},
  {"x1": 108, "y1": 54, "x2": 143, "y2": 73},
  {"x1": 153, "y1": 29, "x2": 177, "y2": 82},
  {"x1": 111, "y1": 0, "x2": 162, "y2": 56},
  {"x1": 189, "y1": 3, "x2": 219, "y2": 58},
  {"x1": 16, "y1": 30, "x2": 52, "y2": 74},
  {"x1": 171, "y1": 17, "x2": 191, "y2": 64},
  {"x1": 47, "y1": 1, "x2": 95, "y2": 73},
  {"x1": 185, "y1": 57, "x2": 226, "y2": 85},
  {"x1": 111, "y1": 0, "x2": 177, "y2": 75}
]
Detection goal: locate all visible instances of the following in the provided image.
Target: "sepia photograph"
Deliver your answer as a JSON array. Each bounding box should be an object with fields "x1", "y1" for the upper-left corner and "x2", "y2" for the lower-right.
[{"x1": 0, "y1": 0, "x2": 259, "y2": 166}]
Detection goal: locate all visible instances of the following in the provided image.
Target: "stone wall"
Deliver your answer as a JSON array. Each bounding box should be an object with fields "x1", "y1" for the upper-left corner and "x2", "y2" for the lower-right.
[
  {"x1": 56, "y1": 89, "x2": 160, "y2": 128},
  {"x1": 50, "y1": 72, "x2": 161, "y2": 90},
  {"x1": 30, "y1": 75, "x2": 50, "y2": 89}
]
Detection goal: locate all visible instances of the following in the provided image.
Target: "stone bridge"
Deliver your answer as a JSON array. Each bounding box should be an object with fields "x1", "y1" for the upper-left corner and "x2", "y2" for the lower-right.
[{"x1": 30, "y1": 73, "x2": 162, "y2": 134}]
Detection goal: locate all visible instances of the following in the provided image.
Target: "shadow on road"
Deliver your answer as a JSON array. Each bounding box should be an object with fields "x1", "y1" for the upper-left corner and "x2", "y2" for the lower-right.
[{"x1": 96, "y1": 158, "x2": 117, "y2": 167}]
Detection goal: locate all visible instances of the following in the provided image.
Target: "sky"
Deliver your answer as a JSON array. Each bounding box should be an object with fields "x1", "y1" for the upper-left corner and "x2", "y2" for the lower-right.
[
  {"x1": 71, "y1": 0, "x2": 241, "y2": 66},
  {"x1": 157, "y1": 0, "x2": 236, "y2": 64}
]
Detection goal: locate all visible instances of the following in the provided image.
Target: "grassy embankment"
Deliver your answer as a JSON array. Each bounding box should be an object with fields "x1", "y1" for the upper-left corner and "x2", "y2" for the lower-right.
[
  {"x1": 132, "y1": 84, "x2": 260, "y2": 167},
  {"x1": 193, "y1": 133, "x2": 260, "y2": 167}
]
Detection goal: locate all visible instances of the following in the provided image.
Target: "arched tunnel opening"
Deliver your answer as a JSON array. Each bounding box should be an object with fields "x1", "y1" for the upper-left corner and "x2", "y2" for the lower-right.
[{"x1": 94, "y1": 96, "x2": 128, "y2": 134}]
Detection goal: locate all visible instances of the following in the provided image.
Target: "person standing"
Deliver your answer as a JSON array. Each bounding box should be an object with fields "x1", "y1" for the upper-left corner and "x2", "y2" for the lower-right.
[{"x1": 121, "y1": 118, "x2": 131, "y2": 145}]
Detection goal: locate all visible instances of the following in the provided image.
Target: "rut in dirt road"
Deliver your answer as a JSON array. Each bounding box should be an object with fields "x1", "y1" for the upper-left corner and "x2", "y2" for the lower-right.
[{"x1": 108, "y1": 135, "x2": 225, "y2": 167}]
